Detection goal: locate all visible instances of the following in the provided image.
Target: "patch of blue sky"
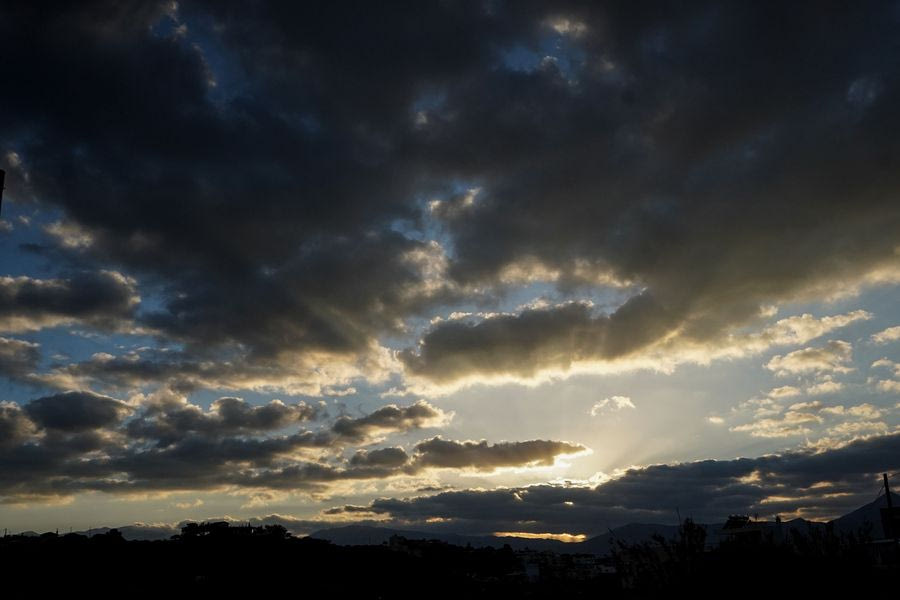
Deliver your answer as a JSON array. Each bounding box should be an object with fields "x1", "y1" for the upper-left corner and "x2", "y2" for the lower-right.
[
  {"x1": 499, "y1": 30, "x2": 587, "y2": 81},
  {"x1": 0, "y1": 379, "x2": 43, "y2": 405},
  {"x1": 0, "y1": 202, "x2": 60, "y2": 278},
  {"x1": 391, "y1": 177, "x2": 486, "y2": 257},
  {"x1": 411, "y1": 88, "x2": 448, "y2": 116},
  {"x1": 151, "y1": 6, "x2": 254, "y2": 107}
]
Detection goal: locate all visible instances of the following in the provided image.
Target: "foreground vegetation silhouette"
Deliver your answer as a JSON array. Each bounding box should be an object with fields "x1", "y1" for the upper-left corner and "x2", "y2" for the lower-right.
[{"x1": 1, "y1": 519, "x2": 896, "y2": 598}]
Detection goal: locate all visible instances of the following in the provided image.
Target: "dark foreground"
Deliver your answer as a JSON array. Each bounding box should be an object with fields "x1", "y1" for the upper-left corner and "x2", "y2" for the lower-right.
[{"x1": 2, "y1": 520, "x2": 897, "y2": 599}]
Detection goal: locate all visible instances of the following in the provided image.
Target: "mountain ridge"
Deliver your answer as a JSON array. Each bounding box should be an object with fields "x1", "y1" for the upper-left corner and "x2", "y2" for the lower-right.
[{"x1": 14, "y1": 491, "x2": 897, "y2": 553}]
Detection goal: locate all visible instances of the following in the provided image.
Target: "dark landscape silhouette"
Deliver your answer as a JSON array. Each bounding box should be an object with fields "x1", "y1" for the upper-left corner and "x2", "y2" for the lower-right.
[{"x1": 3, "y1": 489, "x2": 897, "y2": 599}]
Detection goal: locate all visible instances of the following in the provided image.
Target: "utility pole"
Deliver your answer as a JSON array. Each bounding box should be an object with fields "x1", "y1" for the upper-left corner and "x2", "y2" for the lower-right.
[
  {"x1": 884, "y1": 473, "x2": 897, "y2": 544},
  {"x1": 0, "y1": 168, "x2": 5, "y2": 215}
]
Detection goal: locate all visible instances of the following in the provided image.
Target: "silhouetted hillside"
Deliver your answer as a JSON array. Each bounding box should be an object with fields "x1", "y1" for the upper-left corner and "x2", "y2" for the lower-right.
[{"x1": 832, "y1": 491, "x2": 900, "y2": 539}]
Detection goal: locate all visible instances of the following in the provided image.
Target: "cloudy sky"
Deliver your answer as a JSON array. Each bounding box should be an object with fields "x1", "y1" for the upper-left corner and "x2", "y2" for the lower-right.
[{"x1": 1, "y1": 1, "x2": 899, "y2": 539}]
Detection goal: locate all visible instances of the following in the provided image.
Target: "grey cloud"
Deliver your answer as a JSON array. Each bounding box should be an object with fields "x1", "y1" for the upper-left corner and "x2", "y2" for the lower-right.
[
  {"x1": 125, "y1": 396, "x2": 323, "y2": 445},
  {"x1": 360, "y1": 433, "x2": 900, "y2": 536},
  {"x1": 331, "y1": 400, "x2": 450, "y2": 443},
  {"x1": 0, "y1": 391, "x2": 589, "y2": 502},
  {"x1": 0, "y1": 272, "x2": 137, "y2": 332},
  {"x1": 0, "y1": 403, "x2": 35, "y2": 447},
  {"x1": 349, "y1": 447, "x2": 410, "y2": 469},
  {"x1": 412, "y1": 437, "x2": 588, "y2": 471},
  {"x1": 0, "y1": 336, "x2": 40, "y2": 381},
  {"x1": 0, "y1": 397, "x2": 435, "y2": 501},
  {"x1": 401, "y1": 300, "x2": 673, "y2": 382},
  {"x1": 214, "y1": 397, "x2": 321, "y2": 430},
  {"x1": 323, "y1": 504, "x2": 379, "y2": 516},
  {"x1": 24, "y1": 391, "x2": 131, "y2": 432}
]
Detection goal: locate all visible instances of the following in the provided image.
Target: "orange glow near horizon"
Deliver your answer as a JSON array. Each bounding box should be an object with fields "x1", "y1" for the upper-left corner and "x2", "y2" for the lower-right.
[{"x1": 493, "y1": 531, "x2": 587, "y2": 543}]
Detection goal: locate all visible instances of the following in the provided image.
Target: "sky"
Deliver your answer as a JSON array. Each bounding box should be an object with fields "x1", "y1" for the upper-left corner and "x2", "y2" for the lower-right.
[{"x1": 1, "y1": 1, "x2": 899, "y2": 539}]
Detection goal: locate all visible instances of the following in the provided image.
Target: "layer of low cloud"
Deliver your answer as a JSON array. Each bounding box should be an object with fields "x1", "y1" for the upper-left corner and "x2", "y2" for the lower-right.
[
  {"x1": 320, "y1": 433, "x2": 900, "y2": 536},
  {"x1": 0, "y1": 393, "x2": 583, "y2": 503}
]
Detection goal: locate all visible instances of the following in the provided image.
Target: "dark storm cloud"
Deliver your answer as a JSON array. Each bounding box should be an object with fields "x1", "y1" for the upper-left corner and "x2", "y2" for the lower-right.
[
  {"x1": 412, "y1": 437, "x2": 588, "y2": 471},
  {"x1": 24, "y1": 391, "x2": 131, "y2": 432},
  {"x1": 0, "y1": 272, "x2": 137, "y2": 333},
  {"x1": 399, "y1": 2, "x2": 900, "y2": 382},
  {"x1": 0, "y1": 1, "x2": 492, "y2": 364},
  {"x1": 359, "y1": 433, "x2": 900, "y2": 535},
  {"x1": 1, "y1": 1, "x2": 899, "y2": 392}
]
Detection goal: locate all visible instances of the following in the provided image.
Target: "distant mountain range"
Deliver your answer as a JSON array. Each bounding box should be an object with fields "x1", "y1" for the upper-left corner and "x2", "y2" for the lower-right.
[
  {"x1": 13, "y1": 491, "x2": 898, "y2": 554},
  {"x1": 310, "y1": 491, "x2": 900, "y2": 555}
]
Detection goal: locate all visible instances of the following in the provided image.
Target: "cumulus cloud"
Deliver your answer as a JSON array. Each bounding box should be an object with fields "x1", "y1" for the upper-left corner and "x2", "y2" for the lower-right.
[
  {"x1": 0, "y1": 272, "x2": 138, "y2": 333},
  {"x1": 730, "y1": 410, "x2": 823, "y2": 438},
  {"x1": 24, "y1": 391, "x2": 132, "y2": 432},
  {"x1": 411, "y1": 437, "x2": 588, "y2": 471},
  {"x1": 0, "y1": 402, "x2": 35, "y2": 447},
  {"x1": 805, "y1": 377, "x2": 844, "y2": 396},
  {"x1": 767, "y1": 385, "x2": 802, "y2": 399},
  {"x1": 758, "y1": 311, "x2": 872, "y2": 346},
  {"x1": 729, "y1": 396, "x2": 891, "y2": 441},
  {"x1": 0, "y1": 336, "x2": 40, "y2": 381},
  {"x1": 401, "y1": 299, "x2": 675, "y2": 385},
  {"x1": 331, "y1": 401, "x2": 452, "y2": 444},
  {"x1": 3, "y1": 396, "x2": 581, "y2": 503},
  {"x1": 875, "y1": 379, "x2": 900, "y2": 393},
  {"x1": 871, "y1": 325, "x2": 900, "y2": 344},
  {"x1": 348, "y1": 447, "x2": 411, "y2": 469},
  {"x1": 401, "y1": 303, "x2": 875, "y2": 391},
  {"x1": 125, "y1": 395, "x2": 323, "y2": 445},
  {"x1": 765, "y1": 340, "x2": 854, "y2": 376},
  {"x1": 590, "y1": 395, "x2": 635, "y2": 416}
]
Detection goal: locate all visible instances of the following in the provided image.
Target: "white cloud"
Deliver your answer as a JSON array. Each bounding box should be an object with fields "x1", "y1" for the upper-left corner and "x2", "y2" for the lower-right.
[
  {"x1": 768, "y1": 385, "x2": 802, "y2": 398},
  {"x1": 805, "y1": 377, "x2": 844, "y2": 396},
  {"x1": 765, "y1": 340, "x2": 854, "y2": 376},
  {"x1": 761, "y1": 310, "x2": 871, "y2": 346},
  {"x1": 876, "y1": 380, "x2": 900, "y2": 393},
  {"x1": 871, "y1": 325, "x2": 900, "y2": 344},
  {"x1": 590, "y1": 395, "x2": 635, "y2": 416}
]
